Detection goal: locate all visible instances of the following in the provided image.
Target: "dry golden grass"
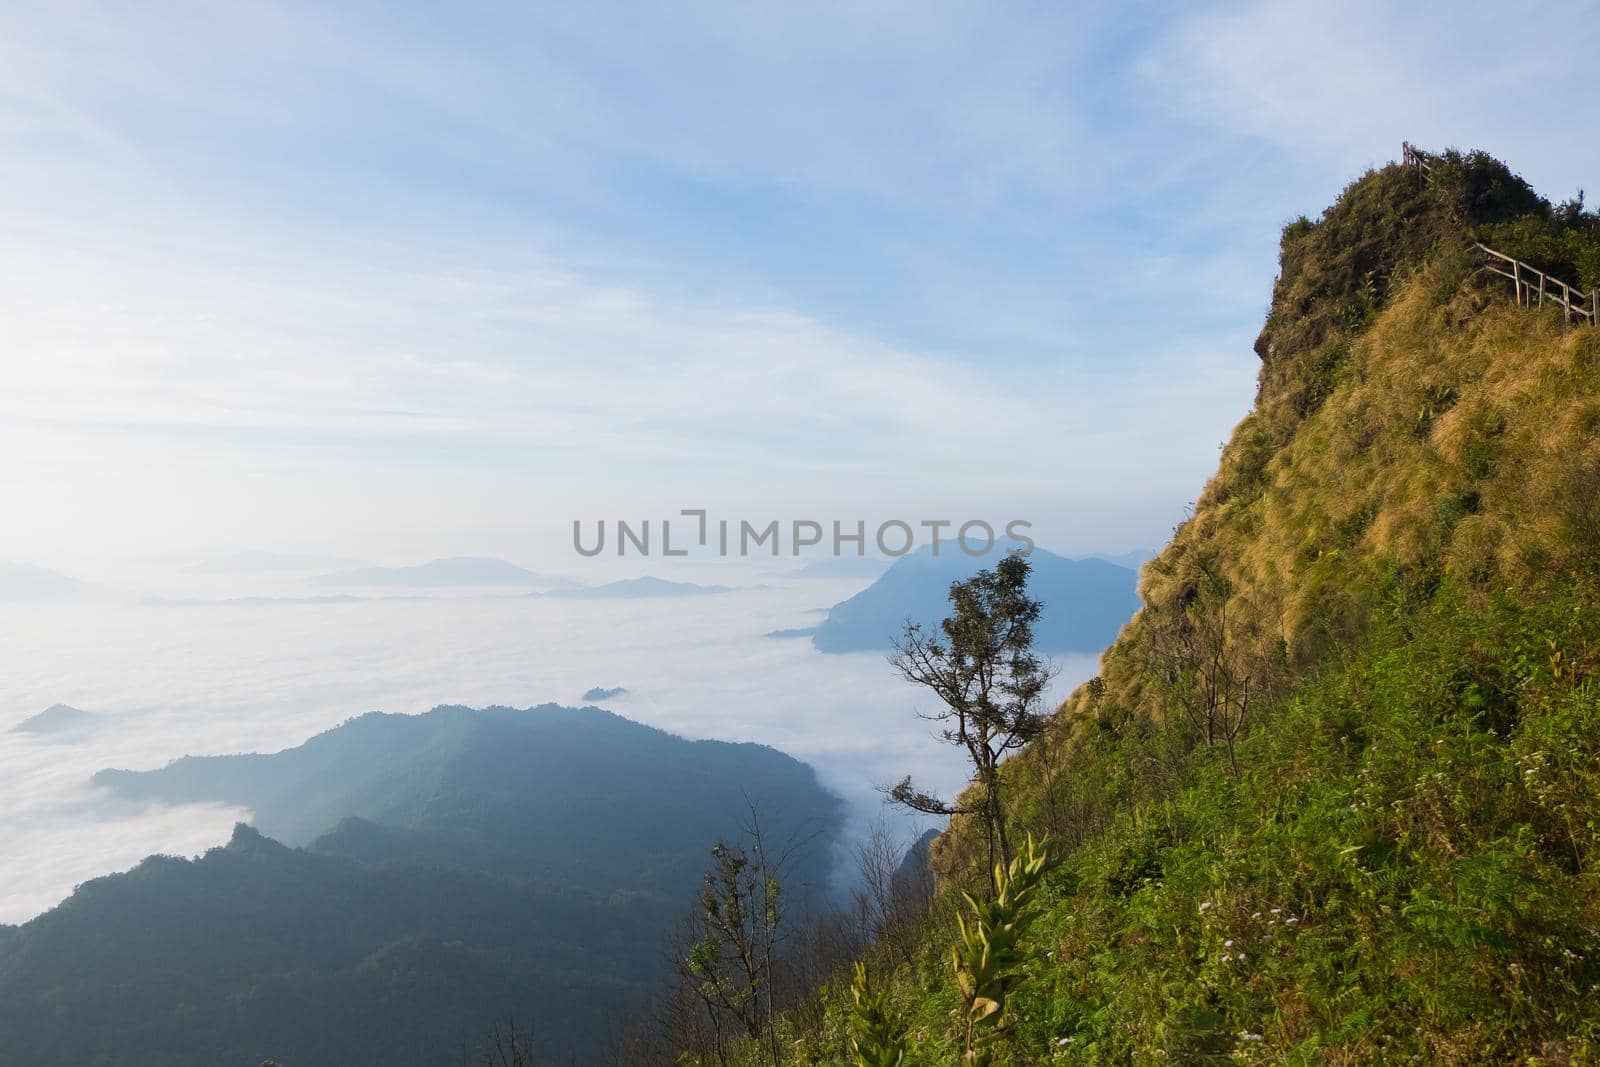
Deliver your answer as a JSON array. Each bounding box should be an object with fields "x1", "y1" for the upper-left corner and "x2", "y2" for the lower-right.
[{"x1": 1029, "y1": 254, "x2": 1600, "y2": 802}]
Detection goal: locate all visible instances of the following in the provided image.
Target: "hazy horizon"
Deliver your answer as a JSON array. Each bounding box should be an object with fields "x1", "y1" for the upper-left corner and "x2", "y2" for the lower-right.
[
  {"x1": 1, "y1": 5, "x2": 1595, "y2": 1062},
  {"x1": 0, "y1": 567, "x2": 1098, "y2": 924},
  {"x1": 5, "y1": 2, "x2": 1592, "y2": 579},
  {"x1": 1, "y1": 0, "x2": 1592, "y2": 986}
]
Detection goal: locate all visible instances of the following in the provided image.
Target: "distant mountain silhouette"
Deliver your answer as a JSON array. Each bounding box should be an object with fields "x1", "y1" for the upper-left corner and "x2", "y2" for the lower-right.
[
  {"x1": 308, "y1": 557, "x2": 555, "y2": 588},
  {"x1": 93, "y1": 703, "x2": 840, "y2": 893},
  {"x1": 0, "y1": 561, "x2": 81, "y2": 602},
  {"x1": 142, "y1": 594, "x2": 412, "y2": 607},
  {"x1": 810, "y1": 545, "x2": 1140, "y2": 654},
  {"x1": 11, "y1": 704, "x2": 97, "y2": 735},
  {"x1": 792, "y1": 556, "x2": 893, "y2": 580},
  {"x1": 534, "y1": 576, "x2": 733, "y2": 599},
  {"x1": 1079, "y1": 547, "x2": 1157, "y2": 571},
  {"x1": 895, "y1": 827, "x2": 939, "y2": 895},
  {"x1": 4, "y1": 705, "x2": 844, "y2": 1066},
  {"x1": 765, "y1": 626, "x2": 819, "y2": 640},
  {"x1": 185, "y1": 550, "x2": 366, "y2": 573},
  {"x1": 581, "y1": 686, "x2": 628, "y2": 701}
]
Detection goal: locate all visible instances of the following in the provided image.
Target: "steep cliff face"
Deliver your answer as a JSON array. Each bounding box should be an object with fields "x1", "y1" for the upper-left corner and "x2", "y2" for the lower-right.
[
  {"x1": 863, "y1": 153, "x2": 1600, "y2": 1062},
  {"x1": 1001, "y1": 151, "x2": 1600, "y2": 818}
]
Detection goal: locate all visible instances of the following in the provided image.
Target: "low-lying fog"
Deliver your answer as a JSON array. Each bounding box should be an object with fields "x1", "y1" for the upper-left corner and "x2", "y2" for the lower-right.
[{"x1": 0, "y1": 569, "x2": 1096, "y2": 924}]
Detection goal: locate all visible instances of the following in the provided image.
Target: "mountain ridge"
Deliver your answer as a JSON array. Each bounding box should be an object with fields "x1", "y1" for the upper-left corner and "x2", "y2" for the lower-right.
[
  {"x1": 307, "y1": 556, "x2": 558, "y2": 588},
  {"x1": 809, "y1": 543, "x2": 1139, "y2": 653},
  {"x1": 15, "y1": 704, "x2": 844, "y2": 1065},
  {"x1": 94, "y1": 702, "x2": 841, "y2": 893},
  {"x1": 11, "y1": 703, "x2": 97, "y2": 734}
]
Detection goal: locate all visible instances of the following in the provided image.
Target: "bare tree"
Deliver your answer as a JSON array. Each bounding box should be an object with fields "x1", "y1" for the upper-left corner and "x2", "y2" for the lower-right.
[
  {"x1": 886, "y1": 552, "x2": 1056, "y2": 890},
  {"x1": 847, "y1": 817, "x2": 934, "y2": 968},
  {"x1": 1141, "y1": 551, "x2": 1271, "y2": 774},
  {"x1": 612, "y1": 957, "x2": 724, "y2": 1067},
  {"x1": 459, "y1": 1020, "x2": 537, "y2": 1067}
]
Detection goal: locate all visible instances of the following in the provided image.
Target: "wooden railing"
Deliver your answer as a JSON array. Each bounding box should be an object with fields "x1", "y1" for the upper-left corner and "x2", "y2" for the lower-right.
[
  {"x1": 1476, "y1": 242, "x2": 1598, "y2": 327},
  {"x1": 1401, "y1": 141, "x2": 1597, "y2": 328},
  {"x1": 1401, "y1": 140, "x2": 1434, "y2": 181}
]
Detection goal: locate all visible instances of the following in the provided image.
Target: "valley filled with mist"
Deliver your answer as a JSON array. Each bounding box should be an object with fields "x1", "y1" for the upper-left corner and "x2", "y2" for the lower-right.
[
  {"x1": 0, "y1": 557, "x2": 1108, "y2": 924},
  {"x1": 4, "y1": 3, "x2": 1595, "y2": 1063}
]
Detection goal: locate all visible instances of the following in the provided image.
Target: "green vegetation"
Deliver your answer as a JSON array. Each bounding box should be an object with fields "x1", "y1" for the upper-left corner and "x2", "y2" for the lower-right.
[
  {"x1": 839, "y1": 840, "x2": 1055, "y2": 1067},
  {"x1": 0, "y1": 823, "x2": 649, "y2": 1066},
  {"x1": 0, "y1": 706, "x2": 842, "y2": 1066},
  {"x1": 1000, "y1": 585, "x2": 1600, "y2": 1061},
  {"x1": 682, "y1": 834, "x2": 788, "y2": 1063},
  {"x1": 674, "y1": 148, "x2": 1600, "y2": 1064},
  {"x1": 1482, "y1": 192, "x2": 1600, "y2": 293},
  {"x1": 950, "y1": 836, "x2": 1052, "y2": 1064},
  {"x1": 93, "y1": 703, "x2": 840, "y2": 898},
  {"x1": 847, "y1": 963, "x2": 907, "y2": 1067},
  {"x1": 887, "y1": 554, "x2": 1054, "y2": 886},
  {"x1": 8, "y1": 145, "x2": 1597, "y2": 1066}
]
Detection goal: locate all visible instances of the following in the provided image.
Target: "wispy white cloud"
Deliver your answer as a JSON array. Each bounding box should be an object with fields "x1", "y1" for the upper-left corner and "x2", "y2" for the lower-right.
[
  {"x1": 0, "y1": 0, "x2": 1587, "y2": 925},
  {"x1": 0, "y1": 1, "x2": 1583, "y2": 574},
  {"x1": 1141, "y1": 0, "x2": 1596, "y2": 204}
]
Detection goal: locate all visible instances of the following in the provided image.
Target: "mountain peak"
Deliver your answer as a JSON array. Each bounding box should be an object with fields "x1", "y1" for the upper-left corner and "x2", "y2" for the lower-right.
[{"x1": 12, "y1": 704, "x2": 97, "y2": 734}]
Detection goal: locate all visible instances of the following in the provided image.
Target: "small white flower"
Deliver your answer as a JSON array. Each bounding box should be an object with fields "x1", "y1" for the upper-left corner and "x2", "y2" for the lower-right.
[
  {"x1": 1251, "y1": 911, "x2": 1262, "y2": 919},
  {"x1": 1224, "y1": 939, "x2": 1235, "y2": 947},
  {"x1": 1200, "y1": 901, "x2": 1214, "y2": 912},
  {"x1": 1285, "y1": 917, "x2": 1299, "y2": 925},
  {"x1": 1270, "y1": 908, "x2": 1282, "y2": 915}
]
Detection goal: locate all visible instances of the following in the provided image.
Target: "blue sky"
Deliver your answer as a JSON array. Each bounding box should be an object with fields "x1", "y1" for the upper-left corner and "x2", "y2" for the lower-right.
[{"x1": 0, "y1": 1, "x2": 1593, "y2": 576}]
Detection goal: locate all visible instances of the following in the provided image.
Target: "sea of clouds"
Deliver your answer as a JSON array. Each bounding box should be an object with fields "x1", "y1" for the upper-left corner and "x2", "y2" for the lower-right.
[{"x1": 0, "y1": 575, "x2": 1095, "y2": 924}]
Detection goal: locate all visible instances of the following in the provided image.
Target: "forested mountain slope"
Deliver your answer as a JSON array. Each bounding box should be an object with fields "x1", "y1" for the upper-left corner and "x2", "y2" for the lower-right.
[
  {"x1": 95, "y1": 703, "x2": 839, "y2": 893},
  {"x1": 0, "y1": 824, "x2": 647, "y2": 1066},
  {"x1": 4, "y1": 706, "x2": 843, "y2": 1066}
]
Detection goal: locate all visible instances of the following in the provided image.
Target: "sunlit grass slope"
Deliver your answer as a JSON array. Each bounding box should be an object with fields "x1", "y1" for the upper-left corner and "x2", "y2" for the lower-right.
[{"x1": 723, "y1": 151, "x2": 1600, "y2": 1064}]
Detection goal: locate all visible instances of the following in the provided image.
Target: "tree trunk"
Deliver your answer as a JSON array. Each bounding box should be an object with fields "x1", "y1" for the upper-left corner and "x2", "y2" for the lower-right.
[{"x1": 985, "y1": 765, "x2": 1011, "y2": 874}]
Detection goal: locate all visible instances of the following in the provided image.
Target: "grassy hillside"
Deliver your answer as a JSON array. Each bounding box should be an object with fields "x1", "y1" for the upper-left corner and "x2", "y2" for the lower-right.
[{"x1": 702, "y1": 150, "x2": 1600, "y2": 1064}]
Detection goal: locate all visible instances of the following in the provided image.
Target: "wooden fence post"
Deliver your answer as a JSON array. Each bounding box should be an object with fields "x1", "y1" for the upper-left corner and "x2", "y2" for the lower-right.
[{"x1": 1456, "y1": 215, "x2": 1594, "y2": 327}]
